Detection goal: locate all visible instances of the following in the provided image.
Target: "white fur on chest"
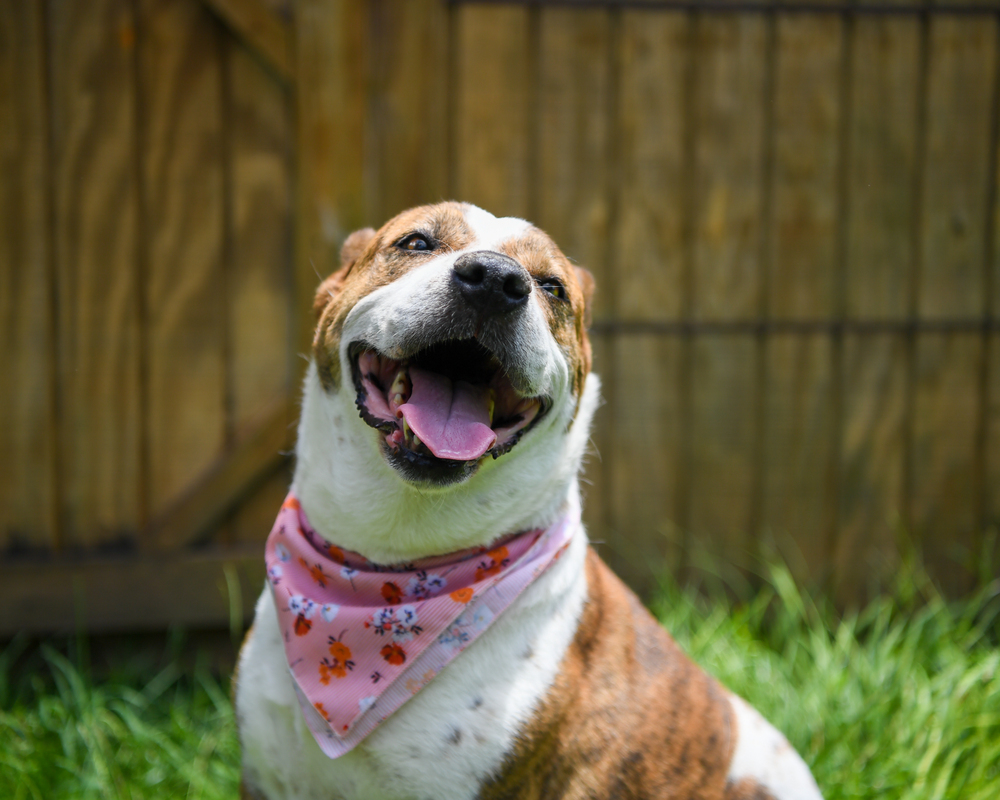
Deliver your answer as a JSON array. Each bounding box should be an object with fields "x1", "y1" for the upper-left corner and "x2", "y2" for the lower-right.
[{"x1": 236, "y1": 528, "x2": 589, "y2": 800}]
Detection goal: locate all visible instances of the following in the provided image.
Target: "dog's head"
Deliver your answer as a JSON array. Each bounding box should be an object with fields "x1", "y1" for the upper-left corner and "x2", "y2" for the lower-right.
[{"x1": 297, "y1": 202, "x2": 598, "y2": 560}]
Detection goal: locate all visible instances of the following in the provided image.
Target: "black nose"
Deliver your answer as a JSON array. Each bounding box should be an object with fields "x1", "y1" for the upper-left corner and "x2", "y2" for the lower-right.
[{"x1": 452, "y1": 251, "x2": 532, "y2": 315}]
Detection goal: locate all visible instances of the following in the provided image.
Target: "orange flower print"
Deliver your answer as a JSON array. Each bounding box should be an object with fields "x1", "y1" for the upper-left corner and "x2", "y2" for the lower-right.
[
  {"x1": 319, "y1": 636, "x2": 355, "y2": 683},
  {"x1": 294, "y1": 616, "x2": 313, "y2": 636},
  {"x1": 475, "y1": 545, "x2": 510, "y2": 581},
  {"x1": 327, "y1": 544, "x2": 345, "y2": 564},
  {"x1": 299, "y1": 557, "x2": 330, "y2": 587},
  {"x1": 381, "y1": 581, "x2": 403, "y2": 605},
  {"x1": 450, "y1": 587, "x2": 474, "y2": 604},
  {"x1": 282, "y1": 496, "x2": 300, "y2": 511},
  {"x1": 381, "y1": 642, "x2": 407, "y2": 665},
  {"x1": 314, "y1": 702, "x2": 330, "y2": 721}
]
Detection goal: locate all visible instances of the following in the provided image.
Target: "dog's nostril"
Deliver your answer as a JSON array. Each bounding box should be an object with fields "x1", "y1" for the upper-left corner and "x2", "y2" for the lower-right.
[
  {"x1": 454, "y1": 260, "x2": 486, "y2": 286},
  {"x1": 503, "y1": 273, "x2": 531, "y2": 301}
]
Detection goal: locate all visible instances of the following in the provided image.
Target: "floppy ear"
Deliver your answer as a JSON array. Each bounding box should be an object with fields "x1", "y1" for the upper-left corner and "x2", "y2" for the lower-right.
[
  {"x1": 573, "y1": 266, "x2": 595, "y2": 328},
  {"x1": 313, "y1": 227, "x2": 377, "y2": 318}
]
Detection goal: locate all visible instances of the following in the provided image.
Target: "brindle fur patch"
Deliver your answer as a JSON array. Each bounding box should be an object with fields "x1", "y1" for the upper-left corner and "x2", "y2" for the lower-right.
[{"x1": 477, "y1": 550, "x2": 736, "y2": 800}]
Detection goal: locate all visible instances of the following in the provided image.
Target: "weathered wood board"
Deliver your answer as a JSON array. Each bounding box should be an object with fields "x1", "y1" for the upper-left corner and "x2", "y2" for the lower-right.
[
  {"x1": 919, "y1": 15, "x2": 995, "y2": 321},
  {"x1": 846, "y1": 14, "x2": 920, "y2": 321},
  {"x1": 0, "y1": 0, "x2": 56, "y2": 553},
  {"x1": 50, "y1": 0, "x2": 143, "y2": 547},
  {"x1": 367, "y1": 0, "x2": 449, "y2": 224},
  {"x1": 761, "y1": 334, "x2": 836, "y2": 587},
  {"x1": 226, "y1": 36, "x2": 294, "y2": 544},
  {"x1": 140, "y1": 0, "x2": 227, "y2": 520},
  {"x1": 911, "y1": 333, "x2": 982, "y2": 596},
  {"x1": 614, "y1": 9, "x2": 689, "y2": 322},
  {"x1": 536, "y1": 4, "x2": 614, "y2": 319},
  {"x1": 835, "y1": 334, "x2": 907, "y2": 605},
  {"x1": 454, "y1": 3, "x2": 531, "y2": 219}
]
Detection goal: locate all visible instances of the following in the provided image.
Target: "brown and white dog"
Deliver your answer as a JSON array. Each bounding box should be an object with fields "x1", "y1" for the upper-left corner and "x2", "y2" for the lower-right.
[{"x1": 234, "y1": 202, "x2": 824, "y2": 800}]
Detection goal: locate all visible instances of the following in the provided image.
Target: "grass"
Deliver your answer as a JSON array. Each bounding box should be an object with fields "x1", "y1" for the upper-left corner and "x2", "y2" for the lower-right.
[{"x1": 1, "y1": 556, "x2": 998, "y2": 799}]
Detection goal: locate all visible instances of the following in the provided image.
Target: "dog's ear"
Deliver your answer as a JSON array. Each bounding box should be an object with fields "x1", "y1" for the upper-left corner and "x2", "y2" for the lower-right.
[
  {"x1": 574, "y1": 266, "x2": 595, "y2": 328},
  {"x1": 313, "y1": 227, "x2": 377, "y2": 317}
]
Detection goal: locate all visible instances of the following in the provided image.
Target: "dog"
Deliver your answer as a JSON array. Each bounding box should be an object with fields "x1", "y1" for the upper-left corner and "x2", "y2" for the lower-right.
[{"x1": 234, "y1": 202, "x2": 824, "y2": 800}]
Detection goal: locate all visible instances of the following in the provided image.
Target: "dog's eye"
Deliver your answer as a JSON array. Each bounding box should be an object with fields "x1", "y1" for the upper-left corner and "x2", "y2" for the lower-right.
[
  {"x1": 397, "y1": 233, "x2": 433, "y2": 252},
  {"x1": 538, "y1": 278, "x2": 567, "y2": 301}
]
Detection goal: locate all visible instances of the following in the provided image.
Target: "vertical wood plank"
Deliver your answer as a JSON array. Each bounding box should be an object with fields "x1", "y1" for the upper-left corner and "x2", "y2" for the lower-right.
[
  {"x1": 454, "y1": 3, "x2": 531, "y2": 219},
  {"x1": 140, "y1": 0, "x2": 227, "y2": 519},
  {"x1": 688, "y1": 337, "x2": 757, "y2": 571},
  {"x1": 762, "y1": 335, "x2": 836, "y2": 587},
  {"x1": 911, "y1": 333, "x2": 981, "y2": 594},
  {"x1": 294, "y1": 0, "x2": 368, "y2": 360},
  {"x1": 835, "y1": 334, "x2": 907, "y2": 605},
  {"x1": 607, "y1": 336, "x2": 684, "y2": 599},
  {"x1": 0, "y1": 0, "x2": 57, "y2": 551},
  {"x1": 846, "y1": 14, "x2": 920, "y2": 321},
  {"x1": 615, "y1": 10, "x2": 688, "y2": 322},
  {"x1": 769, "y1": 13, "x2": 842, "y2": 321},
  {"x1": 367, "y1": 0, "x2": 449, "y2": 224},
  {"x1": 691, "y1": 14, "x2": 766, "y2": 323},
  {"x1": 687, "y1": 14, "x2": 767, "y2": 575},
  {"x1": 606, "y1": 9, "x2": 690, "y2": 596},
  {"x1": 760, "y1": 13, "x2": 843, "y2": 587},
  {"x1": 536, "y1": 5, "x2": 614, "y2": 320},
  {"x1": 227, "y1": 37, "x2": 293, "y2": 543},
  {"x1": 50, "y1": 0, "x2": 142, "y2": 546},
  {"x1": 919, "y1": 15, "x2": 995, "y2": 320},
  {"x1": 836, "y1": 11, "x2": 920, "y2": 603}
]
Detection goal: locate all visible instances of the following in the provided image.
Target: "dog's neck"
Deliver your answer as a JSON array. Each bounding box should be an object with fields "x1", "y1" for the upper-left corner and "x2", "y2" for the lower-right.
[{"x1": 291, "y1": 362, "x2": 600, "y2": 565}]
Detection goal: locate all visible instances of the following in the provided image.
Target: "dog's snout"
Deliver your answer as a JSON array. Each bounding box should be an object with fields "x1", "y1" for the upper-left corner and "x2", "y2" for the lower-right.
[{"x1": 452, "y1": 251, "x2": 531, "y2": 315}]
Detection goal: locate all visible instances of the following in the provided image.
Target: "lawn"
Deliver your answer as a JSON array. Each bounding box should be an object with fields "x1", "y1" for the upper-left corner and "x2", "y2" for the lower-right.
[{"x1": 2, "y1": 557, "x2": 998, "y2": 800}]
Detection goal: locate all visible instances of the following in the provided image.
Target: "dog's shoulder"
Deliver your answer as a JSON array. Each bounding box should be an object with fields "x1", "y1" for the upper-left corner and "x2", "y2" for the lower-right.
[{"x1": 481, "y1": 550, "x2": 822, "y2": 800}]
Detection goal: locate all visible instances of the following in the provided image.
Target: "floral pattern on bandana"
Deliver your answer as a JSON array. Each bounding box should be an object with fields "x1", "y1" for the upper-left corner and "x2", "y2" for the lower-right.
[{"x1": 265, "y1": 492, "x2": 579, "y2": 759}]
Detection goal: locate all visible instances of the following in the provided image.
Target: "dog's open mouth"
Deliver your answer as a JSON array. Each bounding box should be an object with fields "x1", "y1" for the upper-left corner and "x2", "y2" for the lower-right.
[{"x1": 350, "y1": 339, "x2": 548, "y2": 475}]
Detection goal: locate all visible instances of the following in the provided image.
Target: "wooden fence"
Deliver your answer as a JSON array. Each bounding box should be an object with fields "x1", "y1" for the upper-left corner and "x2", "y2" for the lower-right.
[{"x1": 2, "y1": 0, "x2": 998, "y2": 634}]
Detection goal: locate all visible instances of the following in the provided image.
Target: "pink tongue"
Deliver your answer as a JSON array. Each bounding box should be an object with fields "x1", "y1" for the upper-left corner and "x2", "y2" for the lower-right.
[{"x1": 398, "y1": 367, "x2": 497, "y2": 460}]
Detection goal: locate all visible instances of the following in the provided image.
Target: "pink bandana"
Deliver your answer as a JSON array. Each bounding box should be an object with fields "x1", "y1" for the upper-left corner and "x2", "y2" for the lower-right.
[{"x1": 264, "y1": 493, "x2": 578, "y2": 758}]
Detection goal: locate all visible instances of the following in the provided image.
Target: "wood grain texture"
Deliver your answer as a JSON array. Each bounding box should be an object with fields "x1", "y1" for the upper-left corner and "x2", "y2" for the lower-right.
[
  {"x1": 846, "y1": 14, "x2": 920, "y2": 320},
  {"x1": 686, "y1": 15, "x2": 766, "y2": 576},
  {"x1": 768, "y1": 14, "x2": 842, "y2": 321},
  {"x1": 199, "y1": 0, "x2": 293, "y2": 82},
  {"x1": 761, "y1": 335, "x2": 836, "y2": 587},
  {"x1": 536, "y1": 5, "x2": 614, "y2": 320},
  {"x1": 454, "y1": 3, "x2": 531, "y2": 219},
  {"x1": 147, "y1": 396, "x2": 292, "y2": 550},
  {"x1": 607, "y1": 336, "x2": 684, "y2": 599},
  {"x1": 367, "y1": 0, "x2": 449, "y2": 224},
  {"x1": 140, "y1": 0, "x2": 227, "y2": 519},
  {"x1": 834, "y1": 334, "x2": 906, "y2": 606},
  {"x1": 911, "y1": 333, "x2": 981, "y2": 595},
  {"x1": 226, "y1": 37, "x2": 293, "y2": 543},
  {"x1": 50, "y1": 0, "x2": 142, "y2": 547},
  {"x1": 691, "y1": 14, "x2": 766, "y2": 323},
  {"x1": 294, "y1": 0, "x2": 368, "y2": 361},
  {"x1": 688, "y1": 337, "x2": 757, "y2": 573},
  {"x1": 0, "y1": 547, "x2": 264, "y2": 636},
  {"x1": 919, "y1": 15, "x2": 995, "y2": 320},
  {"x1": 615, "y1": 9, "x2": 688, "y2": 321},
  {"x1": 0, "y1": 0, "x2": 57, "y2": 552}
]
